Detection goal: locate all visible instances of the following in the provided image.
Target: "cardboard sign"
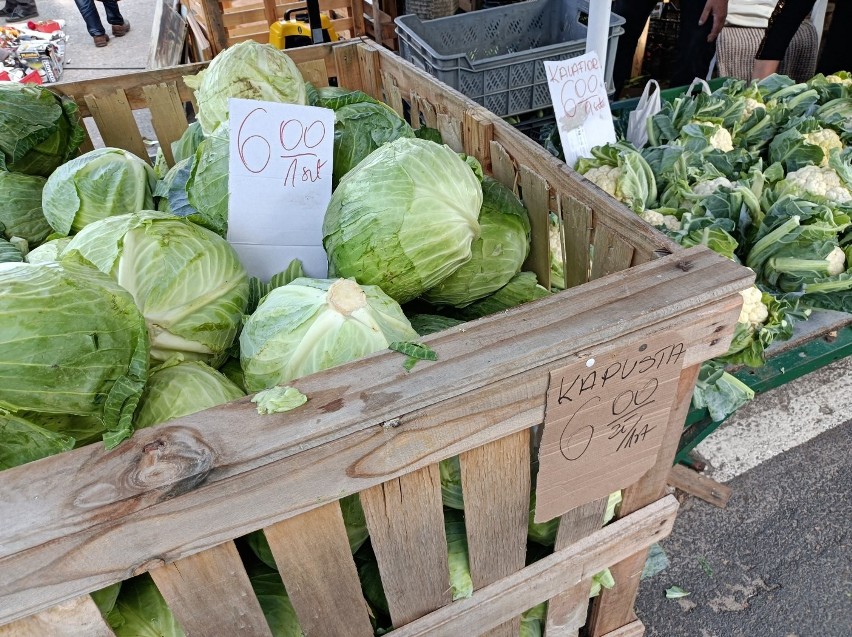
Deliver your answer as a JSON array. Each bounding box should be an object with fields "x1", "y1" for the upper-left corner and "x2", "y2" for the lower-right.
[
  {"x1": 544, "y1": 53, "x2": 616, "y2": 169},
  {"x1": 534, "y1": 333, "x2": 686, "y2": 522},
  {"x1": 228, "y1": 98, "x2": 334, "y2": 281}
]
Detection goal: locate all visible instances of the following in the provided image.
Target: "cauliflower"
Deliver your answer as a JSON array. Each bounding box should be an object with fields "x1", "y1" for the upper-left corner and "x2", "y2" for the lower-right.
[
  {"x1": 741, "y1": 97, "x2": 765, "y2": 120},
  {"x1": 583, "y1": 165, "x2": 623, "y2": 200},
  {"x1": 804, "y1": 128, "x2": 843, "y2": 166},
  {"x1": 826, "y1": 74, "x2": 852, "y2": 86},
  {"x1": 692, "y1": 176, "x2": 734, "y2": 197},
  {"x1": 826, "y1": 245, "x2": 847, "y2": 276},
  {"x1": 640, "y1": 210, "x2": 681, "y2": 232},
  {"x1": 738, "y1": 286, "x2": 769, "y2": 326},
  {"x1": 708, "y1": 125, "x2": 734, "y2": 152},
  {"x1": 784, "y1": 165, "x2": 852, "y2": 203}
]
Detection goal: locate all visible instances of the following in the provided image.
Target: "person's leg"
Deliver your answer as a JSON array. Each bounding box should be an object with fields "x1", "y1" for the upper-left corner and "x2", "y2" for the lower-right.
[
  {"x1": 612, "y1": 0, "x2": 659, "y2": 98},
  {"x1": 816, "y1": 0, "x2": 851, "y2": 76},
  {"x1": 670, "y1": 0, "x2": 717, "y2": 86},
  {"x1": 74, "y1": 0, "x2": 106, "y2": 36},
  {"x1": 102, "y1": 1, "x2": 129, "y2": 36}
]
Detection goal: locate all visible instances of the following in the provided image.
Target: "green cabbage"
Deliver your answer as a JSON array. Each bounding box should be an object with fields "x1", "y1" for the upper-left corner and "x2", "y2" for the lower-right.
[
  {"x1": 186, "y1": 124, "x2": 229, "y2": 237},
  {"x1": 247, "y1": 563, "x2": 304, "y2": 637},
  {"x1": 240, "y1": 277, "x2": 418, "y2": 391},
  {"x1": 0, "y1": 258, "x2": 149, "y2": 448},
  {"x1": 0, "y1": 82, "x2": 85, "y2": 177},
  {"x1": 323, "y1": 138, "x2": 483, "y2": 303},
  {"x1": 171, "y1": 121, "x2": 205, "y2": 164},
  {"x1": 407, "y1": 313, "x2": 465, "y2": 336},
  {"x1": 19, "y1": 411, "x2": 106, "y2": 449},
  {"x1": 62, "y1": 211, "x2": 249, "y2": 365},
  {"x1": 0, "y1": 172, "x2": 51, "y2": 246},
  {"x1": 155, "y1": 156, "x2": 197, "y2": 220},
  {"x1": 0, "y1": 238, "x2": 22, "y2": 263},
  {"x1": 184, "y1": 41, "x2": 307, "y2": 134},
  {"x1": 445, "y1": 271, "x2": 550, "y2": 321},
  {"x1": 25, "y1": 237, "x2": 72, "y2": 264},
  {"x1": 134, "y1": 359, "x2": 244, "y2": 430},
  {"x1": 0, "y1": 410, "x2": 74, "y2": 470},
  {"x1": 42, "y1": 148, "x2": 157, "y2": 236},
  {"x1": 444, "y1": 508, "x2": 473, "y2": 601},
  {"x1": 423, "y1": 177, "x2": 530, "y2": 306},
  {"x1": 106, "y1": 574, "x2": 185, "y2": 637}
]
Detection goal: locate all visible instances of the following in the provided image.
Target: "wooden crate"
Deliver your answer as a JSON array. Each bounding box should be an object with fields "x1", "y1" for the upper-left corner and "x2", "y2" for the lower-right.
[
  {"x1": 0, "y1": 40, "x2": 752, "y2": 637},
  {"x1": 182, "y1": 0, "x2": 399, "y2": 55}
]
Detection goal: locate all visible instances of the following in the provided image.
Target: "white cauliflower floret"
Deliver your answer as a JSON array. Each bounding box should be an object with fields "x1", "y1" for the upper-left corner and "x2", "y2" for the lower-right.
[
  {"x1": 826, "y1": 74, "x2": 852, "y2": 86},
  {"x1": 784, "y1": 165, "x2": 852, "y2": 203},
  {"x1": 692, "y1": 176, "x2": 734, "y2": 197},
  {"x1": 741, "y1": 97, "x2": 765, "y2": 120},
  {"x1": 640, "y1": 210, "x2": 681, "y2": 231},
  {"x1": 708, "y1": 125, "x2": 734, "y2": 152},
  {"x1": 738, "y1": 286, "x2": 769, "y2": 326},
  {"x1": 584, "y1": 165, "x2": 623, "y2": 200},
  {"x1": 804, "y1": 128, "x2": 843, "y2": 166},
  {"x1": 826, "y1": 246, "x2": 847, "y2": 276}
]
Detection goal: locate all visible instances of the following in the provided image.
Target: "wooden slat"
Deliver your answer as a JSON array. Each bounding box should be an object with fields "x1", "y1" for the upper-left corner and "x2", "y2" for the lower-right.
[
  {"x1": 199, "y1": 0, "x2": 228, "y2": 53},
  {"x1": 416, "y1": 94, "x2": 437, "y2": 129},
  {"x1": 667, "y1": 464, "x2": 733, "y2": 509},
  {"x1": 83, "y1": 91, "x2": 150, "y2": 162},
  {"x1": 459, "y1": 430, "x2": 530, "y2": 637},
  {"x1": 357, "y1": 44, "x2": 382, "y2": 100},
  {"x1": 334, "y1": 41, "x2": 364, "y2": 92},
  {"x1": 149, "y1": 541, "x2": 272, "y2": 637},
  {"x1": 387, "y1": 496, "x2": 679, "y2": 637},
  {"x1": 0, "y1": 595, "x2": 115, "y2": 637},
  {"x1": 0, "y1": 251, "x2": 751, "y2": 623},
  {"x1": 602, "y1": 619, "x2": 645, "y2": 637},
  {"x1": 352, "y1": 0, "x2": 367, "y2": 35},
  {"x1": 360, "y1": 465, "x2": 451, "y2": 626},
  {"x1": 463, "y1": 108, "x2": 494, "y2": 172},
  {"x1": 381, "y1": 72, "x2": 405, "y2": 118},
  {"x1": 185, "y1": 10, "x2": 213, "y2": 63},
  {"x1": 262, "y1": 0, "x2": 277, "y2": 24},
  {"x1": 544, "y1": 497, "x2": 608, "y2": 636},
  {"x1": 562, "y1": 196, "x2": 592, "y2": 289},
  {"x1": 489, "y1": 141, "x2": 518, "y2": 194},
  {"x1": 519, "y1": 166, "x2": 551, "y2": 289},
  {"x1": 297, "y1": 59, "x2": 330, "y2": 87},
  {"x1": 586, "y1": 364, "x2": 703, "y2": 636},
  {"x1": 142, "y1": 83, "x2": 189, "y2": 167},
  {"x1": 590, "y1": 224, "x2": 635, "y2": 281},
  {"x1": 264, "y1": 503, "x2": 373, "y2": 636},
  {"x1": 437, "y1": 113, "x2": 463, "y2": 152},
  {"x1": 220, "y1": 0, "x2": 352, "y2": 28}
]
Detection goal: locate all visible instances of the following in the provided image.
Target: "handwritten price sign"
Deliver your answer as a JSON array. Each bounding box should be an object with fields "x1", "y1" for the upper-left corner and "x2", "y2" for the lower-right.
[
  {"x1": 228, "y1": 98, "x2": 334, "y2": 281},
  {"x1": 544, "y1": 53, "x2": 616, "y2": 169},
  {"x1": 534, "y1": 333, "x2": 686, "y2": 522}
]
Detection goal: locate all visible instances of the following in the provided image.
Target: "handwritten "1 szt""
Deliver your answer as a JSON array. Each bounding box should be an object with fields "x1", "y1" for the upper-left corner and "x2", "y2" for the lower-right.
[{"x1": 236, "y1": 106, "x2": 329, "y2": 187}]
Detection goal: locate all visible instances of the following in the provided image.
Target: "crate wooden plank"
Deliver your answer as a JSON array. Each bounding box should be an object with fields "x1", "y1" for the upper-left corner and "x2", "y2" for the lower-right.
[
  {"x1": 415, "y1": 94, "x2": 437, "y2": 129},
  {"x1": 199, "y1": 0, "x2": 229, "y2": 52},
  {"x1": 142, "y1": 83, "x2": 189, "y2": 166},
  {"x1": 381, "y1": 72, "x2": 405, "y2": 118},
  {"x1": 601, "y1": 619, "x2": 645, "y2": 637},
  {"x1": 543, "y1": 497, "x2": 608, "y2": 636},
  {"x1": 220, "y1": 0, "x2": 352, "y2": 28},
  {"x1": 591, "y1": 224, "x2": 635, "y2": 281},
  {"x1": 561, "y1": 196, "x2": 592, "y2": 289},
  {"x1": 297, "y1": 59, "x2": 330, "y2": 87},
  {"x1": 667, "y1": 464, "x2": 732, "y2": 509},
  {"x1": 334, "y1": 42, "x2": 364, "y2": 92},
  {"x1": 83, "y1": 91, "x2": 150, "y2": 162},
  {"x1": 586, "y1": 364, "x2": 703, "y2": 637},
  {"x1": 356, "y1": 44, "x2": 382, "y2": 100},
  {"x1": 459, "y1": 430, "x2": 530, "y2": 637},
  {"x1": 437, "y1": 113, "x2": 463, "y2": 152},
  {"x1": 519, "y1": 166, "x2": 551, "y2": 289},
  {"x1": 386, "y1": 495, "x2": 679, "y2": 637},
  {"x1": 149, "y1": 540, "x2": 272, "y2": 636},
  {"x1": 0, "y1": 252, "x2": 750, "y2": 623},
  {"x1": 489, "y1": 141, "x2": 518, "y2": 194},
  {"x1": 263, "y1": 503, "x2": 373, "y2": 636},
  {"x1": 185, "y1": 10, "x2": 213, "y2": 63},
  {"x1": 262, "y1": 0, "x2": 277, "y2": 23},
  {"x1": 463, "y1": 108, "x2": 494, "y2": 172},
  {"x1": 360, "y1": 465, "x2": 452, "y2": 626},
  {"x1": 0, "y1": 595, "x2": 115, "y2": 637}
]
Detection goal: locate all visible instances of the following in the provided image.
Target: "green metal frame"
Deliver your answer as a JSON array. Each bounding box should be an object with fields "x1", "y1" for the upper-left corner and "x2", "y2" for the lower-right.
[{"x1": 676, "y1": 324, "x2": 852, "y2": 465}]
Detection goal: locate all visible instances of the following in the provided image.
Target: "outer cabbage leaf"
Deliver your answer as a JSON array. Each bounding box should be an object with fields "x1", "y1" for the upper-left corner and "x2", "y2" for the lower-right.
[
  {"x1": 247, "y1": 563, "x2": 304, "y2": 637},
  {"x1": 0, "y1": 82, "x2": 85, "y2": 176},
  {"x1": 184, "y1": 41, "x2": 307, "y2": 134},
  {"x1": 134, "y1": 359, "x2": 244, "y2": 429},
  {"x1": 42, "y1": 148, "x2": 157, "y2": 236},
  {"x1": 407, "y1": 313, "x2": 465, "y2": 336},
  {"x1": 692, "y1": 361, "x2": 755, "y2": 422},
  {"x1": 0, "y1": 238, "x2": 22, "y2": 263},
  {"x1": 323, "y1": 138, "x2": 482, "y2": 303},
  {"x1": 171, "y1": 121, "x2": 205, "y2": 164},
  {"x1": 444, "y1": 508, "x2": 474, "y2": 601},
  {"x1": 445, "y1": 271, "x2": 550, "y2": 321},
  {"x1": 106, "y1": 574, "x2": 185, "y2": 637},
  {"x1": 0, "y1": 410, "x2": 74, "y2": 470},
  {"x1": 0, "y1": 258, "x2": 149, "y2": 448},
  {"x1": 423, "y1": 177, "x2": 531, "y2": 306},
  {"x1": 0, "y1": 172, "x2": 51, "y2": 246},
  {"x1": 155, "y1": 156, "x2": 198, "y2": 220},
  {"x1": 25, "y1": 236, "x2": 72, "y2": 264},
  {"x1": 186, "y1": 124, "x2": 229, "y2": 236},
  {"x1": 20, "y1": 411, "x2": 106, "y2": 448},
  {"x1": 240, "y1": 277, "x2": 418, "y2": 391},
  {"x1": 62, "y1": 211, "x2": 249, "y2": 365}
]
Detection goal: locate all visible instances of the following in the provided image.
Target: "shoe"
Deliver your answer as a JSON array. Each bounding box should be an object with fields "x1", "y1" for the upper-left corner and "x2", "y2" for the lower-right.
[
  {"x1": 5, "y1": 7, "x2": 38, "y2": 22},
  {"x1": 0, "y1": 7, "x2": 11, "y2": 18},
  {"x1": 112, "y1": 20, "x2": 130, "y2": 37},
  {"x1": 93, "y1": 34, "x2": 109, "y2": 47}
]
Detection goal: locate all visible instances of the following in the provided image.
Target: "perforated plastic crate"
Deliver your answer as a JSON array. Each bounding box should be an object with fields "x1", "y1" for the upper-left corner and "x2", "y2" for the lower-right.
[{"x1": 395, "y1": 0, "x2": 625, "y2": 117}]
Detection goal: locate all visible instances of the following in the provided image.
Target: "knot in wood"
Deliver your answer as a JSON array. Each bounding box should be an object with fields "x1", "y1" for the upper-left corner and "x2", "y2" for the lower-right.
[
  {"x1": 124, "y1": 426, "x2": 216, "y2": 496},
  {"x1": 675, "y1": 259, "x2": 694, "y2": 272}
]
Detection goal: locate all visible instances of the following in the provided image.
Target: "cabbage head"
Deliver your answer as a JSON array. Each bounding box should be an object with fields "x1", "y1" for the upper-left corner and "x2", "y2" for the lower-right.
[
  {"x1": 43, "y1": 148, "x2": 157, "y2": 236},
  {"x1": 445, "y1": 508, "x2": 473, "y2": 600},
  {"x1": 248, "y1": 563, "x2": 303, "y2": 637},
  {"x1": 0, "y1": 238, "x2": 22, "y2": 263},
  {"x1": 0, "y1": 258, "x2": 149, "y2": 447},
  {"x1": 106, "y1": 574, "x2": 185, "y2": 637},
  {"x1": 186, "y1": 124, "x2": 229, "y2": 236},
  {"x1": 423, "y1": 177, "x2": 530, "y2": 306},
  {"x1": 0, "y1": 82, "x2": 85, "y2": 177},
  {"x1": 323, "y1": 138, "x2": 482, "y2": 303},
  {"x1": 240, "y1": 277, "x2": 418, "y2": 391},
  {"x1": 134, "y1": 359, "x2": 245, "y2": 430},
  {"x1": 19, "y1": 411, "x2": 106, "y2": 448},
  {"x1": 26, "y1": 236, "x2": 72, "y2": 264},
  {"x1": 0, "y1": 172, "x2": 51, "y2": 246},
  {"x1": 62, "y1": 211, "x2": 249, "y2": 365},
  {"x1": 184, "y1": 41, "x2": 307, "y2": 134},
  {"x1": 0, "y1": 410, "x2": 74, "y2": 470}
]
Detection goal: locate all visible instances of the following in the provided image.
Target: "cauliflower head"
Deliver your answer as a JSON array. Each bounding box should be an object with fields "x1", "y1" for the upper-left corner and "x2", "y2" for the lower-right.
[
  {"x1": 584, "y1": 165, "x2": 623, "y2": 200},
  {"x1": 784, "y1": 165, "x2": 852, "y2": 203},
  {"x1": 741, "y1": 97, "x2": 765, "y2": 121},
  {"x1": 804, "y1": 128, "x2": 843, "y2": 166},
  {"x1": 826, "y1": 246, "x2": 847, "y2": 276},
  {"x1": 826, "y1": 74, "x2": 852, "y2": 86},
  {"x1": 692, "y1": 176, "x2": 734, "y2": 198},
  {"x1": 708, "y1": 125, "x2": 734, "y2": 152},
  {"x1": 738, "y1": 286, "x2": 769, "y2": 326},
  {"x1": 640, "y1": 210, "x2": 681, "y2": 232}
]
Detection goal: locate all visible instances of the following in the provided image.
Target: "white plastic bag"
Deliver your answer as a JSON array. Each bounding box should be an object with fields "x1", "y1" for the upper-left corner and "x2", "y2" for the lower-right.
[{"x1": 626, "y1": 79, "x2": 661, "y2": 149}]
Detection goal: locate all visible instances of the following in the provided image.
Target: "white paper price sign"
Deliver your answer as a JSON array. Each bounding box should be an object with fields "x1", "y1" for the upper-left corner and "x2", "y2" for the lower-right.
[
  {"x1": 227, "y1": 98, "x2": 334, "y2": 281},
  {"x1": 544, "y1": 53, "x2": 616, "y2": 169}
]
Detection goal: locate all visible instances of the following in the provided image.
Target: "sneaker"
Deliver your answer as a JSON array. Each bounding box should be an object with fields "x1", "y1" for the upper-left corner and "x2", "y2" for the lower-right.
[
  {"x1": 93, "y1": 34, "x2": 109, "y2": 47},
  {"x1": 0, "y1": 7, "x2": 12, "y2": 18},
  {"x1": 112, "y1": 20, "x2": 130, "y2": 37},
  {"x1": 5, "y1": 7, "x2": 38, "y2": 22}
]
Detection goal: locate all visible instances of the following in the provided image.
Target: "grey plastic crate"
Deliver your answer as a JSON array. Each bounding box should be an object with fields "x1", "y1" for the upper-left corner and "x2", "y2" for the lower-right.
[{"x1": 395, "y1": 0, "x2": 625, "y2": 117}]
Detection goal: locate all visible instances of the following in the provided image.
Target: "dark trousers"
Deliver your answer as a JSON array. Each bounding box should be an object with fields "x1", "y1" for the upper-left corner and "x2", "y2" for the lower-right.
[
  {"x1": 74, "y1": 0, "x2": 123, "y2": 37},
  {"x1": 612, "y1": 0, "x2": 717, "y2": 97},
  {"x1": 817, "y1": 0, "x2": 852, "y2": 75}
]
